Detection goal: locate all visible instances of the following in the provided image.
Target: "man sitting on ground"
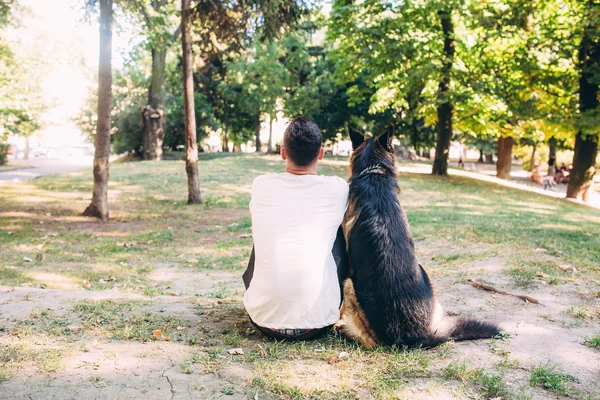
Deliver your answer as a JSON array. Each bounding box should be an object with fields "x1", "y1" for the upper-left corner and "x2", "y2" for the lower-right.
[{"x1": 243, "y1": 116, "x2": 349, "y2": 340}]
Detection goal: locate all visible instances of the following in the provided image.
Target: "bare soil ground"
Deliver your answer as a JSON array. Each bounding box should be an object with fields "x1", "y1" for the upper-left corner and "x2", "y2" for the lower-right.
[{"x1": 1, "y1": 155, "x2": 599, "y2": 399}]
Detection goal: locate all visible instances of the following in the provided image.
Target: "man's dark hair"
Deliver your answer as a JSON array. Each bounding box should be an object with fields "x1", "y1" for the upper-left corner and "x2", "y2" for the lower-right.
[{"x1": 283, "y1": 116, "x2": 322, "y2": 166}]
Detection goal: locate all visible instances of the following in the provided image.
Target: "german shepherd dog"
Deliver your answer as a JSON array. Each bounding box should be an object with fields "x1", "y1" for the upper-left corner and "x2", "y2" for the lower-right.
[{"x1": 336, "y1": 126, "x2": 500, "y2": 349}]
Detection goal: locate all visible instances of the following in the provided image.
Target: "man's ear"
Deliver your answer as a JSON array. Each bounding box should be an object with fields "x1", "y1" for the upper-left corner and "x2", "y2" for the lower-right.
[
  {"x1": 347, "y1": 125, "x2": 365, "y2": 150},
  {"x1": 377, "y1": 125, "x2": 395, "y2": 152},
  {"x1": 317, "y1": 147, "x2": 324, "y2": 160},
  {"x1": 281, "y1": 147, "x2": 287, "y2": 160}
]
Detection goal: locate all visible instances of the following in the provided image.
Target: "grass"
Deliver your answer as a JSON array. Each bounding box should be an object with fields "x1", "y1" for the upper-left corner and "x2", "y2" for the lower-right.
[
  {"x1": 584, "y1": 335, "x2": 600, "y2": 348},
  {"x1": 0, "y1": 343, "x2": 69, "y2": 379},
  {"x1": 443, "y1": 361, "x2": 511, "y2": 398},
  {"x1": 530, "y1": 364, "x2": 576, "y2": 396},
  {"x1": 72, "y1": 299, "x2": 186, "y2": 342},
  {"x1": 505, "y1": 259, "x2": 569, "y2": 287},
  {"x1": 1, "y1": 154, "x2": 600, "y2": 397}
]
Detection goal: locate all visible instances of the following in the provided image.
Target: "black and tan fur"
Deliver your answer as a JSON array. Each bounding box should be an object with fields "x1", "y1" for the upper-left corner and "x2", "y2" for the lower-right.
[{"x1": 336, "y1": 126, "x2": 500, "y2": 348}]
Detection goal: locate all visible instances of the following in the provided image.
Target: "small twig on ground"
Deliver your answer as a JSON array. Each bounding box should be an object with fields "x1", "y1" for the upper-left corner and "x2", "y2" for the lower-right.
[{"x1": 467, "y1": 279, "x2": 542, "y2": 305}]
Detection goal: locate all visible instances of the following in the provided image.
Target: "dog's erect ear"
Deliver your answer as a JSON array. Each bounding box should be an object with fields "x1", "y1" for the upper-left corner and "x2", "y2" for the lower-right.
[
  {"x1": 377, "y1": 125, "x2": 395, "y2": 152},
  {"x1": 347, "y1": 125, "x2": 365, "y2": 150}
]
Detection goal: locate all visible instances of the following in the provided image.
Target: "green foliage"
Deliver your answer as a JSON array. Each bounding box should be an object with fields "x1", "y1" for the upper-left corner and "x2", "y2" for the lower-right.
[{"x1": 0, "y1": 1, "x2": 47, "y2": 143}]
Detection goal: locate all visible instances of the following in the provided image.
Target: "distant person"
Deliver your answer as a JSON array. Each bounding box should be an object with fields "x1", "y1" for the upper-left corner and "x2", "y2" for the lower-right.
[
  {"x1": 529, "y1": 165, "x2": 543, "y2": 184},
  {"x1": 530, "y1": 165, "x2": 556, "y2": 190},
  {"x1": 555, "y1": 163, "x2": 571, "y2": 184},
  {"x1": 548, "y1": 154, "x2": 557, "y2": 176},
  {"x1": 242, "y1": 116, "x2": 349, "y2": 341},
  {"x1": 458, "y1": 150, "x2": 465, "y2": 168}
]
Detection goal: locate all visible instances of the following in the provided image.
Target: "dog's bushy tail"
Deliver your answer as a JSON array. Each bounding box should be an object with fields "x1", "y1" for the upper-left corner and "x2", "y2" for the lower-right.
[{"x1": 445, "y1": 317, "x2": 500, "y2": 342}]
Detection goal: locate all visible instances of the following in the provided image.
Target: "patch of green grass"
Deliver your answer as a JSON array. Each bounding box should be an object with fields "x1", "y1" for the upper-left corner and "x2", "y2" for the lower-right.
[
  {"x1": 227, "y1": 217, "x2": 252, "y2": 232},
  {"x1": 0, "y1": 266, "x2": 33, "y2": 286},
  {"x1": 473, "y1": 370, "x2": 508, "y2": 398},
  {"x1": 179, "y1": 352, "x2": 202, "y2": 374},
  {"x1": 530, "y1": 364, "x2": 575, "y2": 395},
  {"x1": 567, "y1": 306, "x2": 599, "y2": 319},
  {"x1": 250, "y1": 335, "x2": 446, "y2": 398},
  {"x1": 584, "y1": 335, "x2": 600, "y2": 348},
  {"x1": 442, "y1": 361, "x2": 473, "y2": 380},
  {"x1": 73, "y1": 300, "x2": 185, "y2": 342},
  {"x1": 442, "y1": 361, "x2": 512, "y2": 398},
  {"x1": 505, "y1": 259, "x2": 567, "y2": 287},
  {"x1": 0, "y1": 343, "x2": 69, "y2": 378},
  {"x1": 222, "y1": 331, "x2": 246, "y2": 347},
  {"x1": 12, "y1": 309, "x2": 76, "y2": 338}
]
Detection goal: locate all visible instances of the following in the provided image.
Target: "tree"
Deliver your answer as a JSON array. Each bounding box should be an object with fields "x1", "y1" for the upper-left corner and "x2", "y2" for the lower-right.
[
  {"x1": 181, "y1": 0, "x2": 201, "y2": 204},
  {"x1": 0, "y1": 0, "x2": 47, "y2": 162},
  {"x1": 432, "y1": 5, "x2": 455, "y2": 176},
  {"x1": 83, "y1": 0, "x2": 113, "y2": 222},
  {"x1": 329, "y1": 0, "x2": 464, "y2": 174},
  {"x1": 223, "y1": 42, "x2": 286, "y2": 152},
  {"x1": 567, "y1": 0, "x2": 600, "y2": 201},
  {"x1": 120, "y1": 0, "x2": 180, "y2": 161}
]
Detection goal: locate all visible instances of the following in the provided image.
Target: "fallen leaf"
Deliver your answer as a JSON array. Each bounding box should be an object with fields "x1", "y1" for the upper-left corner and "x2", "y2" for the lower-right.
[
  {"x1": 169, "y1": 292, "x2": 180, "y2": 296},
  {"x1": 176, "y1": 326, "x2": 185, "y2": 331},
  {"x1": 36, "y1": 254, "x2": 44, "y2": 261},
  {"x1": 228, "y1": 348, "x2": 244, "y2": 355},
  {"x1": 328, "y1": 359, "x2": 340, "y2": 365},
  {"x1": 83, "y1": 278, "x2": 91, "y2": 289},
  {"x1": 256, "y1": 344, "x2": 267, "y2": 357},
  {"x1": 536, "y1": 272, "x2": 550, "y2": 279},
  {"x1": 152, "y1": 330, "x2": 170, "y2": 341},
  {"x1": 558, "y1": 264, "x2": 577, "y2": 273},
  {"x1": 23, "y1": 256, "x2": 33, "y2": 263}
]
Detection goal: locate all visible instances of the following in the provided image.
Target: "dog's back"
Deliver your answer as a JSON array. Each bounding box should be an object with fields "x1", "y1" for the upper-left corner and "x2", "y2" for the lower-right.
[{"x1": 339, "y1": 126, "x2": 500, "y2": 348}]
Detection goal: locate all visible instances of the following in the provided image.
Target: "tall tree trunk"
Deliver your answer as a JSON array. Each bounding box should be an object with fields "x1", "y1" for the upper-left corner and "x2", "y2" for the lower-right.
[
  {"x1": 485, "y1": 154, "x2": 494, "y2": 164},
  {"x1": 548, "y1": 137, "x2": 557, "y2": 160},
  {"x1": 567, "y1": 3, "x2": 599, "y2": 201},
  {"x1": 478, "y1": 149, "x2": 484, "y2": 163},
  {"x1": 222, "y1": 111, "x2": 229, "y2": 152},
  {"x1": 432, "y1": 7, "x2": 455, "y2": 176},
  {"x1": 142, "y1": 47, "x2": 166, "y2": 161},
  {"x1": 182, "y1": 0, "x2": 202, "y2": 204},
  {"x1": 530, "y1": 142, "x2": 537, "y2": 169},
  {"x1": 267, "y1": 117, "x2": 273, "y2": 153},
  {"x1": 83, "y1": 0, "x2": 112, "y2": 222},
  {"x1": 496, "y1": 136, "x2": 513, "y2": 179},
  {"x1": 254, "y1": 114, "x2": 261, "y2": 152}
]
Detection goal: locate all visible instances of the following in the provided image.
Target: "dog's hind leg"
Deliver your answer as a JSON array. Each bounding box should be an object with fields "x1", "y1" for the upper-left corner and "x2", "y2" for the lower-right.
[{"x1": 335, "y1": 279, "x2": 379, "y2": 349}]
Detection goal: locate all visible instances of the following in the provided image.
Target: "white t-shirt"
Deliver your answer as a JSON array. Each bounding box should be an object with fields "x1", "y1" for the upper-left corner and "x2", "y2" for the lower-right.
[{"x1": 244, "y1": 172, "x2": 349, "y2": 329}]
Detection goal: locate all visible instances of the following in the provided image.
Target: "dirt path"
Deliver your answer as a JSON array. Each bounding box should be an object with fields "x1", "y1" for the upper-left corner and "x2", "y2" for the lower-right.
[
  {"x1": 0, "y1": 158, "x2": 93, "y2": 183},
  {"x1": 1, "y1": 254, "x2": 599, "y2": 399}
]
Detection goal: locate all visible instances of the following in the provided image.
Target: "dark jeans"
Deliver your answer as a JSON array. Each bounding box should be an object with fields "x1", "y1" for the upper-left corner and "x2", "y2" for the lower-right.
[{"x1": 242, "y1": 226, "x2": 349, "y2": 340}]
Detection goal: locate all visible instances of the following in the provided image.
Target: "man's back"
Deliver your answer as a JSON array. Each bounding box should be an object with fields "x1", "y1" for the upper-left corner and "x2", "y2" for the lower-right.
[{"x1": 244, "y1": 173, "x2": 348, "y2": 329}]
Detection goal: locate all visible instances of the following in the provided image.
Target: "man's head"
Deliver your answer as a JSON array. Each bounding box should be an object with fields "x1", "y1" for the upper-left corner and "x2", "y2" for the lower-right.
[{"x1": 282, "y1": 116, "x2": 324, "y2": 167}]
